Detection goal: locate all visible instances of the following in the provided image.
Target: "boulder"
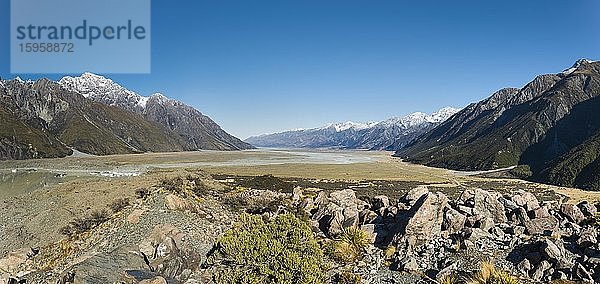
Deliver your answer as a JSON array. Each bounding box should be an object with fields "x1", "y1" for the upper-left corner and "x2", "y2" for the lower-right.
[
  {"x1": 524, "y1": 216, "x2": 558, "y2": 235},
  {"x1": 517, "y1": 258, "x2": 532, "y2": 275},
  {"x1": 577, "y1": 227, "x2": 597, "y2": 247},
  {"x1": 472, "y1": 189, "x2": 507, "y2": 223},
  {"x1": 402, "y1": 191, "x2": 448, "y2": 246},
  {"x1": 127, "y1": 209, "x2": 146, "y2": 224},
  {"x1": 372, "y1": 195, "x2": 390, "y2": 211},
  {"x1": 577, "y1": 201, "x2": 597, "y2": 217},
  {"x1": 466, "y1": 227, "x2": 493, "y2": 241},
  {"x1": 442, "y1": 207, "x2": 466, "y2": 235},
  {"x1": 70, "y1": 246, "x2": 149, "y2": 284},
  {"x1": 530, "y1": 206, "x2": 551, "y2": 219},
  {"x1": 138, "y1": 224, "x2": 200, "y2": 279},
  {"x1": 476, "y1": 217, "x2": 495, "y2": 231},
  {"x1": 541, "y1": 238, "x2": 574, "y2": 270},
  {"x1": 165, "y1": 194, "x2": 203, "y2": 215},
  {"x1": 0, "y1": 247, "x2": 37, "y2": 274},
  {"x1": 561, "y1": 204, "x2": 585, "y2": 224},
  {"x1": 531, "y1": 260, "x2": 551, "y2": 282},
  {"x1": 542, "y1": 239, "x2": 562, "y2": 263},
  {"x1": 311, "y1": 189, "x2": 365, "y2": 237},
  {"x1": 513, "y1": 207, "x2": 530, "y2": 225},
  {"x1": 573, "y1": 262, "x2": 594, "y2": 282},
  {"x1": 359, "y1": 209, "x2": 379, "y2": 225},
  {"x1": 512, "y1": 190, "x2": 540, "y2": 211},
  {"x1": 401, "y1": 186, "x2": 429, "y2": 206}
]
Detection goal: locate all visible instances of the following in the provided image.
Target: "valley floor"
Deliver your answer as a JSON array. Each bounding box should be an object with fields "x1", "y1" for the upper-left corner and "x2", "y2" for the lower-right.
[{"x1": 0, "y1": 149, "x2": 599, "y2": 283}]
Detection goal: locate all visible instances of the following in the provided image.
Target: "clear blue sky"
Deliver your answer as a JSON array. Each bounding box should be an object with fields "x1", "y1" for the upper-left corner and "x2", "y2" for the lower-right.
[{"x1": 1, "y1": 0, "x2": 599, "y2": 139}]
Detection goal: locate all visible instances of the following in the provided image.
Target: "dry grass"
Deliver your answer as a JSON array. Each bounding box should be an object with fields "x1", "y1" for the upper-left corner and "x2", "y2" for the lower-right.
[{"x1": 468, "y1": 261, "x2": 519, "y2": 284}]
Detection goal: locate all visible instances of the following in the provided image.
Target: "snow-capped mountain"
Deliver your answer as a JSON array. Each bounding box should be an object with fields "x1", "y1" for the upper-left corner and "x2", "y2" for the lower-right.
[
  {"x1": 60, "y1": 72, "x2": 150, "y2": 113},
  {"x1": 59, "y1": 73, "x2": 253, "y2": 151},
  {"x1": 245, "y1": 107, "x2": 460, "y2": 150}
]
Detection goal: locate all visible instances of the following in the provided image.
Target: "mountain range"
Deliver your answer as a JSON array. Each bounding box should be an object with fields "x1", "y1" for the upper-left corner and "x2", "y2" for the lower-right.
[
  {"x1": 245, "y1": 107, "x2": 459, "y2": 150},
  {"x1": 396, "y1": 59, "x2": 600, "y2": 190},
  {"x1": 0, "y1": 73, "x2": 253, "y2": 160}
]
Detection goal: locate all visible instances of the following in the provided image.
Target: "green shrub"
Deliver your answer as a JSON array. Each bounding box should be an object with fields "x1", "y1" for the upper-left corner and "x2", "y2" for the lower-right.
[{"x1": 211, "y1": 213, "x2": 326, "y2": 284}]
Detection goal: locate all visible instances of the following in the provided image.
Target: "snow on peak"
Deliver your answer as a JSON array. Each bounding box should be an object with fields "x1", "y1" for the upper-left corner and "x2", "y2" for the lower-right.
[
  {"x1": 428, "y1": 106, "x2": 460, "y2": 123},
  {"x1": 322, "y1": 121, "x2": 378, "y2": 132},
  {"x1": 150, "y1": 92, "x2": 172, "y2": 103},
  {"x1": 59, "y1": 72, "x2": 150, "y2": 110},
  {"x1": 562, "y1": 58, "x2": 598, "y2": 75},
  {"x1": 379, "y1": 107, "x2": 460, "y2": 128}
]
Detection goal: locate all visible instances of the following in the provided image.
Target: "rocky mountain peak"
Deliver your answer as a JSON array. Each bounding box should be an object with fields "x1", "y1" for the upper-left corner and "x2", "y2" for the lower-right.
[
  {"x1": 562, "y1": 58, "x2": 598, "y2": 75},
  {"x1": 245, "y1": 106, "x2": 460, "y2": 150},
  {"x1": 59, "y1": 73, "x2": 148, "y2": 112}
]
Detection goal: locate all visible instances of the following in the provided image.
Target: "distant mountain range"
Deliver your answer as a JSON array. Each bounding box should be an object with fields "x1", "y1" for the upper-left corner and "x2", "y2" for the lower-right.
[
  {"x1": 0, "y1": 73, "x2": 252, "y2": 160},
  {"x1": 396, "y1": 59, "x2": 600, "y2": 190},
  {"x1": 245, "y1": 107, "x2": 460, "y2": 150}
]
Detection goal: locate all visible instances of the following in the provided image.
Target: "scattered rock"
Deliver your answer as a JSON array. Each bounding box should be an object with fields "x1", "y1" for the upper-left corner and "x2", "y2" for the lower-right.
[
  {"x1": 139, "y1": 276, "x2": 168, "y2": 284},
  {"x1": 372, "y1": 195, "x2": 390, "y2": 211},
  {"x1": 560, "y1": 204, "x2": 585, "y2": 224},
  {"x1": 524, "y1": 216, "x2": 558, "y2": 235},
  {"x1": 442, "y1": 207, "x2": 466, "y2": 235},
  {"x1": 311, "y1": 189, "x2": 365, "y2": 237},
  {"x1": 127, "y1": 209, "x2": 146, "y2": 224},
  {"x1": 512, "y1": 190, "x2": 540, "y2": 211},
  {"x1": 402, "y1": 191, "x2": 448, "y2": 246}
]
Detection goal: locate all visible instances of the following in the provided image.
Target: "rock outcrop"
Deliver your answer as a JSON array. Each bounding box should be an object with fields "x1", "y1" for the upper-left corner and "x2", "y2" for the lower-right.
[{"x1": 305, "y1": 186, "x2": 600, "y2": 283}]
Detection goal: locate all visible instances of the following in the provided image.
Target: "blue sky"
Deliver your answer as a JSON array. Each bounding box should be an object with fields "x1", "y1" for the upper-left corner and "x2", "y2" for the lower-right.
[{"x1": 1, "y1": 0, "x2": 599, "y2": 139}]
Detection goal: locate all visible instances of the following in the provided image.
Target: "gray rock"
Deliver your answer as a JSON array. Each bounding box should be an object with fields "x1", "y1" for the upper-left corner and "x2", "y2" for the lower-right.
[
  {"x1": 472, "y1": 189, "x2": 507, "y2": 223},
  {"x1": 360, "y1": 209, "x2": 380, "y2": 224},
  {"x1": 513, "y1": 207, "x2": 530, "y2": 225},
  {"x1": 71, "y1": 245, "x2": 149, "y2": 284},
  {"x1": 402, "y1": 257, "x2": 420, "y2": 271},
  {"x1": 577, "y1": 201, "x2": 597, "y2": 217},
  {"x1": 517, "y1": 258, "x2": 531, "y2": 275},
  {"x1": 476, "y1": 217, "x2": 495, "y2": 231},
  {"x1": 498, "y1": 196, "x2": 519, "y2": 211},
  {"x1": 561, "y1": 204, "x2": 585, "y2": 224},
  {"x1": 466, "y1": 227, "x2": 492, "y2": 241},
  {"x1": 372, "y1": 195, "x2": 390, "y2": 211},
  {"x1": 512, "y1": 190, "x2": 540, "y2": 211},
  {"x1": 442, "y1": 207, "x2": 466, "y2": 235},
  {"x1": 524, "y1": 216, "x2": 558, "y2": 235},
  {"x1": 508, "y1": 225, "x2": 526, "y2": 236},
  {"x1": 531, "y1": 260, "x2": 551, "y2": 282},
  {"x1": 530, "y1": 206, "x2": 551, "y2": 219},
  {"x1": 312, "y1": 189, "x2": 363, "y2": 237},
  {"x1": 542, "y1": 239, "x2": 562, "y2": 262},
  {"x1": 402, "y1": 186, "x2": 429, "y2": 206},
  {"x1": 573, "y1": 262, "x2": 594, "y2": 282},
  {"x1": 577, "y1": 227, "x2": 597, "y2": 247},
  {"x1": 402, "y1": 191, "x2": 448, "y2": 246}
]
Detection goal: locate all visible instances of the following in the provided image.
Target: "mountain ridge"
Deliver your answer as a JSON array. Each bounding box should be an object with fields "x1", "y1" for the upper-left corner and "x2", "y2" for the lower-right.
[
  {"x1": 245, "y1": 107, "x2": 460, "y2": 150},
  {"x1": 396, "y1": 59, "x2": 600, "y2": 190},
  {"x1": 59, "y1": 73, "x2": 253, "y2": 151},
  {"x1": 0, "y1": 74, "x2": 253, "y2": 160}
]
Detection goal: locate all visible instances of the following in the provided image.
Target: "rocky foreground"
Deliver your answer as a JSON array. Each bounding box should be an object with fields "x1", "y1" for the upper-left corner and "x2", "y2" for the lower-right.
[{"x1": 1, "y1": 172, "x2": 599, "y2": 283}]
